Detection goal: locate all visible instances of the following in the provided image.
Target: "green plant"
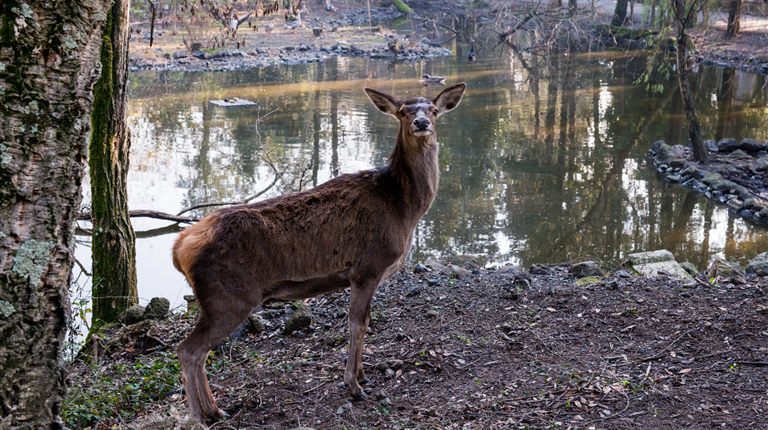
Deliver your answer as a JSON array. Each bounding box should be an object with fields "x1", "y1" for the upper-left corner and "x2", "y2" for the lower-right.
[
  {"x1": 62, "y1": 352, "x2": 180, "y2": 428},
  {"x1": 457, "y1": 335, "x2": 472, "y2": 346}
]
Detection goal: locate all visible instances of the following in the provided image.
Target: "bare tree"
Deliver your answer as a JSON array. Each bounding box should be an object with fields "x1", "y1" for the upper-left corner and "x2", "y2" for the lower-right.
[
  {"x1": 726, "y1": 0, "x2": 742, "y2": 38},
  {"x1": 672, "y1": 0, "x2": 709, "y2": 163},
  {"x1": 0, "y1": 0, "x2": 112, "y2": 426},
  {"x1": 612, "y1": 0, "x2": 628, "y2": 25}
]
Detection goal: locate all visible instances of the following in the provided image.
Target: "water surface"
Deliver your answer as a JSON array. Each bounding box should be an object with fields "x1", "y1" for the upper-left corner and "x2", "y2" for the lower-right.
[{"x1": 76, "y1": 51, "x2": 768, "y2": 307}]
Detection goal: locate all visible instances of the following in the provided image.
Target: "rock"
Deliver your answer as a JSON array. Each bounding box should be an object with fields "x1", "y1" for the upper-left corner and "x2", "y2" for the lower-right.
[
  {"x1": 717, "y1": 137, "x2": 738, "y2": 152},
  {"x1": 753, "y1": 156, "x2": 768, "y2": 171},
  {"x1": 144, "y1": 297, "x2": 170, "y2": 320},
  {"x1": 248, "y1": 314, "x2": 266, "y2": 334},
  {"x1": 624, "y1": 250, "x2": 692, "y2": 280},
  {"x1": 668, "y1": 158, "x2": 686, "y2": 168},
  {"x1": 680, "y1": 165, "x2": 702, "y2": 179},
  {"x1": 424, "y1": 257, "x2": 447, "y2": 273},
  {"x1": 568, "y1": 261, "x2": 602, "y2": 278},
  {"x1": 172, "y1": 50, "x2": 189, "y2": 59},
  {"x1": 284, "y1": 306, "x2": 312, "y2": 335},
  {"x1": 727, "y1": 197, "x2": 744, "y2": 210},
  {"x1": 740, "y1": 138, "x2": 766, "y2": 152},
  {"x1": 122, "y1": 305, "x2": 146, "y2": 325},
  {"x1": 707, "y1": 258, "x2": 746, "y2": 284},
  {"x1": 651, "y1": 140, "x2": 689, "y2": 162},
  {"x1": 404, "y1": 286, "x2": 421, "y2": 297},
  {"x1": 336, "y1": 402, "x2": 353, "y2": 415},
  {"x1": 701, "y1": 171, "x2": 723, "y2": 186},
  {"x1": 705, "y1": 139, "x2": 718, "y2": 152},
  {"x1": 729, "y1": 149, "x2": 752, "y2": 160},
  {"x1": 497, "y1": 264, "x2": 522, "y2": 276},
  {"x1": 414, "y1": 263, "x2": 430, "y2": 274},
  {"x1": 680, "y1": 261, "x2": 699, "y2": 276},
  {"x1": 191, "y1": 50, "x2": 207, "y2": 59},
  {"x1": 614, "y1": 269, "x2": 632, "y2": 278},
  {"x1": 450, "y1": 265, "x2": 471, "y2": 279},
  {"x1": 746, "y1": 251, "x2": 768, "y2": 276},
  {"x1": 667, "y1": 174, "x2": 682, "y2": 182},
  {"x1": 445, "y1": 255, "x2": 482, "y2": 271},
  {"x1": 529, "y1": 264, "x2": 550, "y2": 275}
]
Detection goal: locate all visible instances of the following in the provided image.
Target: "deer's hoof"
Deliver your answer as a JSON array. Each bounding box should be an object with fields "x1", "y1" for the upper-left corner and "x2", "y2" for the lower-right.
[
  {"x1": 358, "y1": 376, "x2": 371, "y2": 386},
  {"x1": 351, "y1": 390, "x2": 368, "y2": 401}
]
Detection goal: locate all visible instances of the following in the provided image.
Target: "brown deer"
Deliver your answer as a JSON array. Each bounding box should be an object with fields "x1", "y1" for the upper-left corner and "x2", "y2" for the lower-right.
[{"x1": 173, "y1": 83, "x2": 466, "y2": 422}]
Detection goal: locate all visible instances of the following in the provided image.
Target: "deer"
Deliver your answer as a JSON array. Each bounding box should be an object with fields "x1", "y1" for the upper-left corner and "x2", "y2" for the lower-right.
[{"x1": 173, "y1": 83, "x2": 466, "y2": 422}]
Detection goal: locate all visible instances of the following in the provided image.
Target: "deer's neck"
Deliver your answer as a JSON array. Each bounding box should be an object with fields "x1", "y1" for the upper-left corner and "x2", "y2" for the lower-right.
[{"x1": 387, "y1": 129, "x2": 440, "y2": 220}]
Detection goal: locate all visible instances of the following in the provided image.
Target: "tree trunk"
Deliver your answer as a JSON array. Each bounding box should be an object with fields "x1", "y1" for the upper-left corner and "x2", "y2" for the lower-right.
[
  {"x1": 0, "y1": 1, "x2": 111, "y2": 427},
  {"x1": 726, "y1": 0, "x2": 742, "y2": 38},
  {"x1": 90, "y1": 0, "x2": 137, "y2": 328},
  {"x1": 673, "y1": 0, "x2": 709, "y2": 163},
  {"x1": 612, "y1": 0, "x2": 628, "y2": 25}
]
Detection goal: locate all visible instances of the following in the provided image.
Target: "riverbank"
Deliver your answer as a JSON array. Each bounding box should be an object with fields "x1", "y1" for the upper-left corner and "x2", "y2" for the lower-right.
[
  {"x1": 128, "y1": 0, "x2": 768, "y2": 75},
  {"x1": 128, "y1": 2, "x2": 452, "y2": 73},
  {"x1": 64, "y1": 255, "x2": 768, "y2": 429},
  {"x1": 651, "y1": 139, "x2": 768, "y2": 226}
]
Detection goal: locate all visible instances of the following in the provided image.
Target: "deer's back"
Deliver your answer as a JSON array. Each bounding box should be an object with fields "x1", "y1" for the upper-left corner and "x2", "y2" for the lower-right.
[{"x1": 174, "y1": 168, "x2": 418, "y2": 292}]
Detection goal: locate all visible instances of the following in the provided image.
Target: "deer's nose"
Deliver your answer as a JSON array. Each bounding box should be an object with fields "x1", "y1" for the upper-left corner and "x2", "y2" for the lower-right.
[{"x1": 413, "y1": 117, "x2": 430, "y2": 130}]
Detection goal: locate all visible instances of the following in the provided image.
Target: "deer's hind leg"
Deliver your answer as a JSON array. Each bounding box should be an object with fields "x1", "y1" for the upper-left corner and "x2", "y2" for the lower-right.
[{"x1": 177, "y1": 274, "x2": 256, "y2": 422}]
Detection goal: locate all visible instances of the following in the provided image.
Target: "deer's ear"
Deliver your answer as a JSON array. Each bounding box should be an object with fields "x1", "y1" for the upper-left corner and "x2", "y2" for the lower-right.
[
  {"x1": 365, "y1": 88, "x2": 400, "y2": 116},
  {"x1": 433, "y1": 83, "x2": 466, "y2": 117}
]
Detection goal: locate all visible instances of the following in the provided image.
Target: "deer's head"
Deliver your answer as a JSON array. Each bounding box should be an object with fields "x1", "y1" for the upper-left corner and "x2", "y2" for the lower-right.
[{"x1": 365, "y1": 83, "x2": 466, "y2": 140}]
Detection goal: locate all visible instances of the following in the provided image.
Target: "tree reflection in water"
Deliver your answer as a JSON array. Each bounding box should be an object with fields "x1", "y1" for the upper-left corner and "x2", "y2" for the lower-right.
[{"x1": 109, "y1": 52, "x2": 768, "y2": 301}]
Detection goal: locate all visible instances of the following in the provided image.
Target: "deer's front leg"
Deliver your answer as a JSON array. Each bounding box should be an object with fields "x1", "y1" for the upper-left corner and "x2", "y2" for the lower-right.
[{"x1": 344, "y1": 279, "x2": 377, "y2": 400}]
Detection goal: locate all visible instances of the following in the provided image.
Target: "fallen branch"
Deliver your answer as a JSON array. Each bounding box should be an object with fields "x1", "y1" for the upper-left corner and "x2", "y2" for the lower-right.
[{"x1": 78, "y1": 156, "x2": 282, "y2": 224}]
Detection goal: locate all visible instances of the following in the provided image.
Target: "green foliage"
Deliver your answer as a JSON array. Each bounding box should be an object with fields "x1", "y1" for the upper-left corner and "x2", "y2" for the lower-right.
[
  {"x1": 62, "y1": 352, "x2": 181, "y2": 428},
  {"x1": 633, "y1": 29, "x2": 675, "y2": 94},
  {"x1": 393, "y1": 0, "x2": 414, "y2": 15}
]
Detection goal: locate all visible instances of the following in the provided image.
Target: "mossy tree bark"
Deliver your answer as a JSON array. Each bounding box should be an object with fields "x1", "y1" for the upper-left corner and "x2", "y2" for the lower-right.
[
  {"x1": 672, "y1": 0, "x2": 709, "y2": 163},
  {"x1": 0, "y1": 0, "x2": 111, "y2": 427},
  {"x1": 89, "y1": 0, "x2": 137, "y2": 329}
]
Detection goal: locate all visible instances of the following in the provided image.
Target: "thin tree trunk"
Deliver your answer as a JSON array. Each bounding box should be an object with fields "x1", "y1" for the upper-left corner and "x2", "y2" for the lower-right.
[
  {"x1": 726, "y1": 0, "x2": 742, "y2": 38},
  {"x1": 612, "y1": 0, "x2": 628, "y2": 26},
  {"x1": 673, "y1": 0, "x2": 709, "y2": 163},
  {"x1": 90, "y1": 0, "x2": 138, "y2": 328},
  {"x1": 0, "y1": 1, "x2": 111, "y2": 427},
  {"x1": 715, "y1": 68, "x2": 735, "y2": 141}
]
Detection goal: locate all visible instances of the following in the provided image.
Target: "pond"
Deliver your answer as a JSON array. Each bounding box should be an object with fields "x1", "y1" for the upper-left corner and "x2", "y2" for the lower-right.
[{"x1": 75, "y1": 50, "x2": 768, "y2": 309}]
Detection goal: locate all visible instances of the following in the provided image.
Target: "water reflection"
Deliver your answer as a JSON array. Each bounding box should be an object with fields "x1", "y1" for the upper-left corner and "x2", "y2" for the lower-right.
[{"x1": 77, "y1": 52, "x2": 768, "y2": 305}]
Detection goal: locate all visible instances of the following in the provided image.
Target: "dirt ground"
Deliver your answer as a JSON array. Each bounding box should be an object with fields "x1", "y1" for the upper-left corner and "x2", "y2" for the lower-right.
[{"x1": 67, "y1": 261, "x2": 768, "y2": 429}]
